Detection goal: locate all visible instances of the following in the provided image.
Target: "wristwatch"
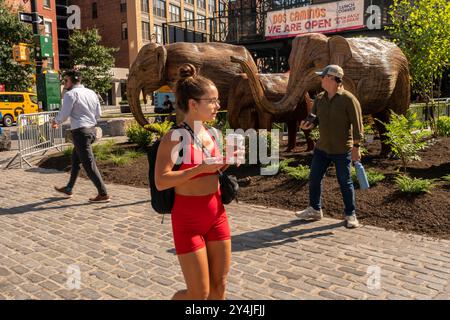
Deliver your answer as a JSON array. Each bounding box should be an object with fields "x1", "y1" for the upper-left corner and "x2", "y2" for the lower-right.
[{"x1": 353, "y1": 143, "x2": 360, "y2": 148}]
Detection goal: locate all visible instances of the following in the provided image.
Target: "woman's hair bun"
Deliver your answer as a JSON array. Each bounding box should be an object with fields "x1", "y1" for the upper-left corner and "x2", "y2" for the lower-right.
[{"x1": 179, "y1": 63, "x2": 197, "y2": 80}]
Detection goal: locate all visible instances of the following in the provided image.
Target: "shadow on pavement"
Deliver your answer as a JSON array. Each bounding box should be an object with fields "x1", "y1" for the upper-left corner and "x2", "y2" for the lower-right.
[
  {"x1": 94, "y1": 200, "x2": 150, "y2": 210},
  {"x1": 0, "y1": 197, "x2": 92, "y2": 215},
  {"x1": 231, "y1": 220, "x2": 344, "y2": 252},
  {"x1": 166, "y1": 220, "x2": 344, "y2": 254},
  {"x1": 0, "y1": 197, "x2": 150, "y2": 216}
]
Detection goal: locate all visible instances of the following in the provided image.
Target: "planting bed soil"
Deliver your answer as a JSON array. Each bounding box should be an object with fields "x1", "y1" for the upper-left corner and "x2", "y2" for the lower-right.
[{"x1": 39, "y1": 138, "x2": 450, "y2": 239}]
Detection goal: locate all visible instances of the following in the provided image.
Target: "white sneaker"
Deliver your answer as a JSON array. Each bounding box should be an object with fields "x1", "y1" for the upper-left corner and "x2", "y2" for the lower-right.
[
  {"x1": 345, "y1": 214, "x2": 360, "y2": 228},
  {"x1": 295, "y1": 206, "x2": 323, "y2": 221}
]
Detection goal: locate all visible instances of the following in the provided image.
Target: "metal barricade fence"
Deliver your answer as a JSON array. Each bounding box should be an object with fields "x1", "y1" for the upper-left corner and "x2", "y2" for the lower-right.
[
  {"x1": 5, "y1": 111, "x2": 65, "y2": 169},
  {"x1": 409, "y1": 98, "x2": 450, "y2": 121}
]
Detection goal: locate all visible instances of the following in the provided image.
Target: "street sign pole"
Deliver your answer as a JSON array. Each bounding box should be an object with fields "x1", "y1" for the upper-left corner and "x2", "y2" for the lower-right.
[{"x1": 30, "y1": 0, "x2": 42, "y2": 75}]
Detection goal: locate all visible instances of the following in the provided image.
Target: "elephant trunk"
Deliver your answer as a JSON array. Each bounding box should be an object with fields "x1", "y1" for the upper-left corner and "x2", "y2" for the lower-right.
[
  {"x1": 230, "y1": 56, "x2": 315, "y2": 116},
  {"x1": 127, "y1": 83, "x2": 149, "y2": 128}
]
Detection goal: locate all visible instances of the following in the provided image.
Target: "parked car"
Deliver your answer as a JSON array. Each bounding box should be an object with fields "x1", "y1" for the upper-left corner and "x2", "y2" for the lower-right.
[{"x1": 0, "y1": 92, "x2": 39, "y2": 127}]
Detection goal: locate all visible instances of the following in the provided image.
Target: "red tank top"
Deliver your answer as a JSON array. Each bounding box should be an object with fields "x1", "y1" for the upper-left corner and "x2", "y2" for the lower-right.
[{"x1": 178, "y1": 128, "x2": 221, "y2": 180}]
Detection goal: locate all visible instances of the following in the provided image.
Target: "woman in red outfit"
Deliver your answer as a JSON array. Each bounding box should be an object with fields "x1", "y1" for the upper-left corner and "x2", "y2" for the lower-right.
[{"x1": 155, "y1": 64, "x2": 234, "y2": 300}]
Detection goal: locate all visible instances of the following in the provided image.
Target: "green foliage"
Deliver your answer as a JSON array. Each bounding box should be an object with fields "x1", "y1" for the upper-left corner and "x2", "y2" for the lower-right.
[
  {"x1": 442, "y1": 174, "x2": 450, "y2": 186},
  {"x1": 283, "y1": 165, "x2": 310, "y2": 181},
  {"x1": 436, "y1": 116, "x2": 450, "y2": 137},
  {"x1": 395, "y1": 175, "x2": 435, "y2": 194},
  {"x1": 380, "y1": 111, "x2": 431, "y2": 172},
  {"x1": 68, "y1": 29, "x2": 117, "y2": 95},
  {"x1": 364, "y1": 123, "x2": 375, "y2": 135},
  {"x1": 126, "y1": 124, "x2": 154, "y2": 149},
  {"x1": 63, "y1": 145, "x2": 74, "y2": 157},
  {"x1": 109, "y1": 154, "x2": 130, "y2": 166},
  {"x1": 91, "y1": 139, "x2": 144, "y2": 165},
  {"x1": 310, "y1": 127, "x2": 320, "y2": 141},
  {"x1": 144, "y1": 120, "x2": 174, "y2": 140},
  {"x1": 92, "y1": 139, "x2": 115, "y2": 160},
  {"x1": 387, "y1": 0, "x2": 450, "y2": 99},
  {"x1": 0, "y1": 0, "x2": 34, "y2": 91},
  {"x1": 351, "y1": 168, "x2": 385, "y2": 186},
  {"x1": 267, "y1": 158, "x2": 310, "y2": 181}
]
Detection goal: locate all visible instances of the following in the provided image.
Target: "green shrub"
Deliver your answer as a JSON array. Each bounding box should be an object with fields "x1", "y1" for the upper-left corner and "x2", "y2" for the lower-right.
[
  {"x1": 380, "y1": 111, "x2": 431, "y2": 173},
  {"x1": 436, "y1": 116, "x2": 450, "y2": 136},
  {"x1": 109, "y1": 154, "x2": 131, "y2": 166},
  {"x1": 63, "y1": 145, "x2": 73, "y2": 157},
  {"x1": 126, "y1": 124, "x2": 154, "y2": 149},
  {"x1": 268, "y1": 158, "x2": 310, "y2": 181},
  {"x1": 351, "y1": 168, "x2": 385, "y2": 186},
  {"x1": 395, "y1": 175, "x2": 435, "y2": 194},
  {"x1": 263, "y1": 158, "x2": 294, "y2": 174},
  {"x1": 92, "y1": 139, "x2": 115, "y2": 160},
  {"x1": 283, "y1": 165, "x2": 310, "y2": 181},
  {"x1": 310, "y1": 127, "x2": 320, "y2": 141},
  {"x1": 442, "y1": 174, "x2": 450, "y2": 186},
  {"x1": 123, "y1": 150, "x2": 143, "y2": 159},
  {"x1": 144, "y1": 120, "x2": 174, "y2": 140}
]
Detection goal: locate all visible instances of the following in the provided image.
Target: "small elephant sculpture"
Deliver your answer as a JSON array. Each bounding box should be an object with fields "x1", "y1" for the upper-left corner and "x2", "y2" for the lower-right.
[{"x1": 227, "y1": 73, "x2": 314, "y2": 152}]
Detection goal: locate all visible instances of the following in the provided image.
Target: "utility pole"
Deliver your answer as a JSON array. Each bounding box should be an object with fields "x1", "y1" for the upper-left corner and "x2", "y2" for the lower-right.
[{"x1": 30, "y1": 0, "x2": 42, "y2": 75}]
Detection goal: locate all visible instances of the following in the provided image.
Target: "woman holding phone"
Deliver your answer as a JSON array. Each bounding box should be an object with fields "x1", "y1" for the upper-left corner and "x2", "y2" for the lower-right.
[{"x1": 154, "y1": 63, "x2": 236, "y2": 300}]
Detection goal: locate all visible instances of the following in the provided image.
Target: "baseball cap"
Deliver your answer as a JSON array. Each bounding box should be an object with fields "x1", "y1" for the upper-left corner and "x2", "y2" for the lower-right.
[{"x1": 315, "y1": 65, "x2": 344, "y2": 79}]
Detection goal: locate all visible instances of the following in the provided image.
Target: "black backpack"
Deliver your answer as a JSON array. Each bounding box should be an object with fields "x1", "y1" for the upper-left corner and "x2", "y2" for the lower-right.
[{"x1": 147, "y1": 133, "x2": 182, "y2": 215}]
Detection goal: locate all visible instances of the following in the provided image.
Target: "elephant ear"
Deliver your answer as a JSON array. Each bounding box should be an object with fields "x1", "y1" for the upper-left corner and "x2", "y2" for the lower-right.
[
  {"x1": 328, "y1": 36, "x2": 352, "y2": 66},
  {"x1": 156, "y1": 45, "x2": 167, "y2": 81}
]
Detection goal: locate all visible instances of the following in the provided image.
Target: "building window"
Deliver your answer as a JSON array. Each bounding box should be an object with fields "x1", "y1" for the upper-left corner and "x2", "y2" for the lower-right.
[
  {"x1": 197, "y1": 14, "x2": 206, "y2": 30},
  {"x1": 120, "y1": 0, "x2": 127, "y2": 12},
  {"x1": 197, "y1": 0, "x2": 205, "y2": 10},
  {"x1": 153, "y1": 0, "x2": 166, "y2": 18},
  {"x1": 169, "y1": 4, "x2": 180, "y2": 22},
  {"x1": 154, "y1": 25, "x2": 163, "y2": 44},
  {"x1": 185, "y1": 0, "x2": 194, "y2": 5},
  {"x1": 184, "y1": 10, "x2": 194, "y2": 28},
  {"x1": 208, "y1": 0, "x2": 215, "y2": 14},
  {"x1": 43, "y1": 0, "x2": 51, "y2": 8},
  {"x1": 141, "y1": 0, "x2": 149, "y2": 13},
  {"x1": 44, "y1": 21, "x2": 52, "y2": 36},
  {"x1": 92, "y1": 2, "x2": 98, "y2": 19},
  {"x1": 142, "y1": 21, "x2": 150, "y2": 41},
  {"x1": 121, "y1": 22, "x2": 128, "y2": 40}
]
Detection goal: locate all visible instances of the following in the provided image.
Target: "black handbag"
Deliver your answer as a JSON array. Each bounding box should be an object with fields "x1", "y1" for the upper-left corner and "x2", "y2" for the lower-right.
[
  {"x1": 219, "y1": 171, "x2": 239, "y2": 204},
  {"x1": 181, "y1": 122, "x2": 239, "y2": 204}
]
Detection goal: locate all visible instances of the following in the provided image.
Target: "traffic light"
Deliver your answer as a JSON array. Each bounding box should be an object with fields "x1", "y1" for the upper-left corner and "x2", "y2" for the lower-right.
[{"x1": 12, "y1": 43, "x2": 31, "y2": 63}]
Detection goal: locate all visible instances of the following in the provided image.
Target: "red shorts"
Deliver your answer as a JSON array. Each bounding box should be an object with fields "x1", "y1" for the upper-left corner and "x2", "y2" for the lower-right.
[{"x1": 171, "y1": 190, "x2": 231, "y2": 255}]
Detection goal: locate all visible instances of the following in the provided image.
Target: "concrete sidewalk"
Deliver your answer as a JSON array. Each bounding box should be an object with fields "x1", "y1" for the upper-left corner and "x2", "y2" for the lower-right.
[{"x1": 0, "y1": 167, "x2": 449, "y2": 300}]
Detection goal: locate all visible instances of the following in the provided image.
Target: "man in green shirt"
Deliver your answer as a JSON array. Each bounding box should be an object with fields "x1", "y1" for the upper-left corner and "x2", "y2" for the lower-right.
[{"x1": 295, "y1": 65, "x2": 363, "y2": 228}]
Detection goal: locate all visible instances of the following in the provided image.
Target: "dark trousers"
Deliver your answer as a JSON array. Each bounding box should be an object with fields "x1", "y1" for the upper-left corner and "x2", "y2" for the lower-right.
[
  {"x1": 67, "y1": 127, "x2": 107, "y2": 196},
  {"x1": 309, "y1": 148, "x2": 355, "y2": 216}
]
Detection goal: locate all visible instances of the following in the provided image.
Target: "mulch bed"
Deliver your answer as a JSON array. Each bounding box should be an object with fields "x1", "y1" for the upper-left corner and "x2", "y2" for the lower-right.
[{"x1": 39, "y1": 138, "x2": 450, "y2": 240}]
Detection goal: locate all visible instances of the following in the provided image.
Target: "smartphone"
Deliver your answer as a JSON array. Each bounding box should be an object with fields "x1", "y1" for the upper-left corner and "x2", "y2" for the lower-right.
[{"x1": 304, "y1": 113, "x2": 317, "y2": 125}]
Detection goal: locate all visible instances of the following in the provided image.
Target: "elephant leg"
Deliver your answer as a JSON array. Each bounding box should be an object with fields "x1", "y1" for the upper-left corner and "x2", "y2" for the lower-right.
[
  {"x1": 286, "y1": 119, "x2": 298, "y2": 152},
  {"x1": 373, "y1": 109, "x2": 390, "y2": 156},
  {"x1": 303, "y1": 129, "x2": 315, "y2": 151},
  {"x1": 258, "y1": 112, "x2": 272, "y2": 130}
]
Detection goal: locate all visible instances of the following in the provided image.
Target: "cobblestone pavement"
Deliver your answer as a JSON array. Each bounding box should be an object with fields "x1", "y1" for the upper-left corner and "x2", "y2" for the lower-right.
[{"x1": 0, "y1": 167, "x2": 449, "y2": 300}]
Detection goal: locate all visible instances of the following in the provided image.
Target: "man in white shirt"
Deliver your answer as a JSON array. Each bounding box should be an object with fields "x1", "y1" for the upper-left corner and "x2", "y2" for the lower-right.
[{"x1": 53, "y1": 70, "x2": 110, "y2": 202}]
